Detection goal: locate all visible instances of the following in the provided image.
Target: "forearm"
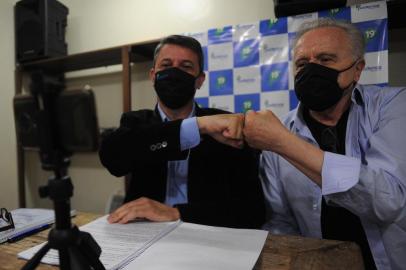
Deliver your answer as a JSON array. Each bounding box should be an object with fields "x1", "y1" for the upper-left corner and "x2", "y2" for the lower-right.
[
  {"x1": 243, "y1": 109, "x2": 323, "y2": 184},
  {"x1": 179, "y1": 117, "x2": 200, "y2": 151},
  {"x1": 276, "y1": 131, "x2": 324, "y2": 186},
  {"x1": 99, "y1": 127, "x2": 137, "y2": 176}
]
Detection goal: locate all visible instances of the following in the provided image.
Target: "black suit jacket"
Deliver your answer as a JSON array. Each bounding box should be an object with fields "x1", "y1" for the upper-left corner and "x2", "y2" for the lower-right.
[{"x1": 99, "y1": 105, "x2": 265, "y2": 228}]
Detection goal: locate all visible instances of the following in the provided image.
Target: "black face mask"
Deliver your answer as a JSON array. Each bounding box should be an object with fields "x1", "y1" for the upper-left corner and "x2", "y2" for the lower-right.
[
  {"x1": 154, "y1": 67, "x2": 197, "y2": 109},
  {"x1": 294, "y1": 61, "x2": 357, "y2": 111}
]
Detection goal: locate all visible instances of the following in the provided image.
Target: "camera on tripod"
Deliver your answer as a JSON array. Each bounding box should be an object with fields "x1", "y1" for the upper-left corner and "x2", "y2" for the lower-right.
[
  {"x1": 13, "y1": 71, "x2": 99, "y2": 169},
  {"x1": 13, "y1": 71, "x2": 105, "y2": 270}
]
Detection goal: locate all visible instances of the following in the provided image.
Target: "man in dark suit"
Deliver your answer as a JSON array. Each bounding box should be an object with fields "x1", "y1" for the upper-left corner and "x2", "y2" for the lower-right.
[{"x1": 99, "y1": 35, "x2": 265, "y2": 229}]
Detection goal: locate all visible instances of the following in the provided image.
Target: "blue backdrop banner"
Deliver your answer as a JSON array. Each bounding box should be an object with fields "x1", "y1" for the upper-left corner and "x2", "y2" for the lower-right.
[{"x1": 188, "y1": 1, "x2": 388, "y2": 117}]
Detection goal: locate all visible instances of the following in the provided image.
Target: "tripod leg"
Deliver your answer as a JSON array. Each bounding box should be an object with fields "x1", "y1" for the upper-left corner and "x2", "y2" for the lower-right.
[
  {"x1": 21, "y1": 243, "x2": 51, "y2": 270},
  {"x1": 51, "y1": 228, "x2": 106, "y2": 270},
  {"x1": 58, "y1": 245, "x2": 105, "y2": 270},
  {"x1": 68, "y1": 247, "x2": 103, "y2": 270},
  {"x1": 59, "y1": 248, "x2": 73, "y2": 270},
  {"x1": 79, "y1": 247, "x2": 106, "y2": 270},
  {"x1": 77, "y1": 231, "x2": 106, "y2": 270}
]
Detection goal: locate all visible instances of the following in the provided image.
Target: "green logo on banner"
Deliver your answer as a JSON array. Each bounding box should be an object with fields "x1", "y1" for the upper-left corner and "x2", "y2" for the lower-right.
[
  {"x1": 269, "y1": 70, "x2": 280, "y2": 85},
  {"x1": 241, "y1": 46, "x2": 252, "y2": 60},
  {"x1": 364, "y1": 28, "x2": 377, "y2": 43},
  {"x1": 243, "y1": 100, "x2": 253, "y2": 112},
  {"x1": 215, "y1": 28, "x2": 225, "y2": 36},
  {"x1": 216, "y1": 76, "x2": 226, "y2": 89},
  {"x1": 268, "y1": 19, "x2": 278, "y2": 29},
  {"x1": 329, "y1": 8, "x2": 340, "y2": 16}
]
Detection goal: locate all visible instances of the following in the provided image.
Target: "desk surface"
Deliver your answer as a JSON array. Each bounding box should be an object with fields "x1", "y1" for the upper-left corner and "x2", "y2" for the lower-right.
[{"x1": 0, "y1": 212, "x2": 363, "y2": 270}]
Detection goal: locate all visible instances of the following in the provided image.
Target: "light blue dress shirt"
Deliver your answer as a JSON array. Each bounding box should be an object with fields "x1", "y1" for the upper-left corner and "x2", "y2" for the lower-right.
[
  {"x1": 157, "y1": 104, "x2": 200, "y2": 207},
  {"x1": 260, "y1": 85, "x2": 406, "y2": 270}
]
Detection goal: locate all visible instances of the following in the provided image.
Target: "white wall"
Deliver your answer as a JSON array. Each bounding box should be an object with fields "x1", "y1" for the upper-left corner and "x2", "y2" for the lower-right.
[
  {"x1": 1, "y1": 0, "x2": 405, "y2": 214},
  {"x1": 64, "y1": 0, "x2": 274, "y2": 54},
  {"x1": 0, "y1": 0, "x2": 19, "y2": 210}
]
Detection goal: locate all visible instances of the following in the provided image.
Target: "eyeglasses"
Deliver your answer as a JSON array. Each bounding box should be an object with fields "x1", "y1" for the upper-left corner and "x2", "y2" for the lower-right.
[{"x1": 0, "y1": 208, "x2": 15, "y2": 232}]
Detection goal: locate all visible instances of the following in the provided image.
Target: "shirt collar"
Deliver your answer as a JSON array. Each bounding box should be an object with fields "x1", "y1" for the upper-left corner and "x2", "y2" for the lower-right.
[
  {"x1": 350, "y1": 83, "x2": 365, "y2": 106},
  {"x1": 289, "y1": 104, "x2": 314, "y2": 140},
  {"x1": 157, "y1": 103, "x2": 196, "y2": 122}
]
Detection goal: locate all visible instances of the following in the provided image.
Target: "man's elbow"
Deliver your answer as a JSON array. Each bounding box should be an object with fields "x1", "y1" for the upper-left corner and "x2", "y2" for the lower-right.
[{"x1": 99, "y1": 150, "x2": 129, "y2": 177}]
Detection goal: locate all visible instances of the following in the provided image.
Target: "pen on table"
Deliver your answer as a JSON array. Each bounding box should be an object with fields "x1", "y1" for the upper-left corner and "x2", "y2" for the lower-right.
[{"x1": 7, "y1": 223, "x2": 52, "y2": 243}]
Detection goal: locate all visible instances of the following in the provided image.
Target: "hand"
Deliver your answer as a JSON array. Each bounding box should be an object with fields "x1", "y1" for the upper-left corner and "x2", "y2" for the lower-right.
[
  {"x1": 107, "y1": 197, "x2": 180, "y2": 224},
  {"x1": 243, "y1": 110, "x2": 290, "y2": 151},
  {"x1": 197, "y1": 114, "x2": 244, "y2": 148}
]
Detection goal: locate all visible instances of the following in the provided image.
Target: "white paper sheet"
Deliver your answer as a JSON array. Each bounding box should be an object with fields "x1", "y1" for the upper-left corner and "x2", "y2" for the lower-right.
[{"x1": 122, "y1": 222, "x2": 268, "y2": 270}]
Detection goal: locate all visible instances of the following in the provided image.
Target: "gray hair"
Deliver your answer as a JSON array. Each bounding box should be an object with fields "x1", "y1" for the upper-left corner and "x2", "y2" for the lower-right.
[{"x1": 292, "y1": 18, "x2": 365, "y2": 60}]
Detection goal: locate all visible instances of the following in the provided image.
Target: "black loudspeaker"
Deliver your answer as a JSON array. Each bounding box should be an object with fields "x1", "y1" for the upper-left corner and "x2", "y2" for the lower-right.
[
  {"x1": 15, "y1": 0, "x2": 69, "y2": 63},
  {"x1": 273, "y1": 0, "x2": 346, "y2": 18},
  {"x1": 14, "y1": 89, "x2": 99, "y2": 153},
  {"x1": 13, "y1": 93, "x2": 40, "y2": 149}
]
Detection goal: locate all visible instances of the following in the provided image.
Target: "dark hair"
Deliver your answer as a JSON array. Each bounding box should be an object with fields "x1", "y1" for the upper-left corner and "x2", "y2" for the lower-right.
[{"x1": 153, "y1": 35, "x2": 204, "y2": 74}]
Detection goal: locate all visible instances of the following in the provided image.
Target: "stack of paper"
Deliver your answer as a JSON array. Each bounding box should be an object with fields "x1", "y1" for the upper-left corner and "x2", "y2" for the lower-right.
[
  {"x1": 0, "y1": 208, "x2": 55, "y2": 243},
  {"x1": 18, "y1": 216, "x2": 268, "y2": 270},
  {"x1": 123, "y1": 222, "x2": 268, "y2": 270},
  {"x1": 18, "y1": 216, "x2": 181, "y2": 270}
]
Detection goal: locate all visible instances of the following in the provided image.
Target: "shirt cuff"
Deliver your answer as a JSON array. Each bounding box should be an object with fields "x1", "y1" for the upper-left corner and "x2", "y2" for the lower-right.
[
  {"x1": 322, "y1": 151, "x2": 361, "y2": 195},
  {"x1": 180, "y1": 117, "x2": 200, "y2": 151}
]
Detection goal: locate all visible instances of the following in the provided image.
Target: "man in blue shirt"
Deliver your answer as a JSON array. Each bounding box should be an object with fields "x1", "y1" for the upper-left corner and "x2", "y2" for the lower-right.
[
  {"x1": 239, "y1": 19, "x2": 405, "y2": 269},
  {"x1": 99, "y1": 35, "x2": 265, "y2": 229}
]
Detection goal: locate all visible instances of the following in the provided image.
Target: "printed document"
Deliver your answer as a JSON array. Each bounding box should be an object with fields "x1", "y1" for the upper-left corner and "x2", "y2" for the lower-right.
[
  {"x1": 19, "y1": 216, "x2": 267, "y2": 270},
  {"x1": 18, "y1": 216, "x2": 180, "y2": 270},
  {"x1": 122, "y1": 222, "x2": 267, "y2": 270}
]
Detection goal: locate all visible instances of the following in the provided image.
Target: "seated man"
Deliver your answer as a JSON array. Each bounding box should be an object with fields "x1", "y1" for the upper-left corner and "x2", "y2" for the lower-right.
[
  {"x1": 240, "y1": 19, "x2": 406, "y2": 269},
  {"x1": 99, "y1": 35, "x2": 265, "y2": 229}
]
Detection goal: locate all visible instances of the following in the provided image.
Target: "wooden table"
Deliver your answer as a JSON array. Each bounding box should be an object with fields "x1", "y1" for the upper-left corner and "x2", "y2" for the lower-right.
[{"x1": 0, "y1": 212, "x2": 363, "y2": 270}]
